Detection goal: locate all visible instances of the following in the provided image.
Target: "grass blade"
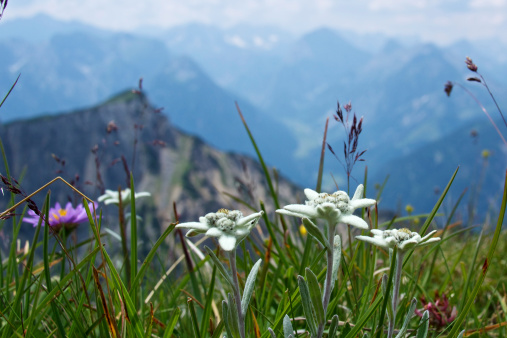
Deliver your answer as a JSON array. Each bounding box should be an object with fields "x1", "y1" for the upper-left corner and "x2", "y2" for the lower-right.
[
  {"x1": 204, "y1": 246, "x2": 233, "y2": 287},
  {"x1": 404, "y1": 167, "x2": 459, "y2": 267},
  {"x1": 162, "y1": 307, "x2": 181, "y2": 338},
  {"x1": 446, "y1": 170, "x2": 507, "y2": 336},
  {"x1": 0, "y1": 74, "x2": 20, "y2": 109},
  {"x1": 130, "y1": 174, "x2": 138, "y2": 305},
  {"x1": 200, "y1": 266, "x2": 217, "y2": 338},
  {"x1": 131, "y1": 223, "x2": 176, "y2": 290},
  {"x1": 188, "y1": 298, "x2": 201, "y2": 337}
]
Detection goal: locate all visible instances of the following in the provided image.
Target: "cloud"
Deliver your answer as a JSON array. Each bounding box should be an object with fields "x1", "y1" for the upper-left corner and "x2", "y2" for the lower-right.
[
  {"x1": 470, "y1": 0, "x2": 507, "y2": 8},
  {"x1": 3, "y1": 0, "x2": 507, "y2": 44}
]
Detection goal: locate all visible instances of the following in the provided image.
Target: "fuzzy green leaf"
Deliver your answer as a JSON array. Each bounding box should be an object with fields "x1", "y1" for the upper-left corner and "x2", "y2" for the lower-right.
[
  {"x1": 283, "y1": 314, "x2": 294, "y2": 338},
  {"x1": 305, "y1": 267, "x2": 325, "y2": 325},
  {"x1": 222, "y1": 301, "x2": 235, "y2": 338},
  {"x1": 328, "y1": 314, "x2": 339, "y2": 337},
  {"x1": 241, "y1": 258, "x2": 262, "y2": 316},
  {"x1": 330, "y1": 235, "x2": 342, "y2": 290},
  {"x1": 205, "y1": 246, "x2": 234, "y2": 287},
  {"x1": 227, "y1": 293, "x2": 241, "y2": 338},
  {"x1": 416, "y1": 310, "x2": 429, "y2": 338},
  {"x1": 395, "y1": 297, "x2": 417, "y2": 338},
  {"x1": 297, "y1": 275, "x2": 318, "y2": 337},
  {"x1": 302, "y1": 218, "x2": 331, "y2": 251}
]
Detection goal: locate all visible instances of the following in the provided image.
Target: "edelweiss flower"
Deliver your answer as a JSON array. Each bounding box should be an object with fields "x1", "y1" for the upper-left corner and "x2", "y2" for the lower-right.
[
  {"x1": 98, "y1": 188, "x2": 151, "y2": 205},
  {"x1": 356, "y1": 228, "x2": 440, "y2": 252},
  {"x1": 23, "y1": 201, "x2": 97, "y2": 233},
  {"x1": 176, "y1": 209, "x2": 264, "y2": 251},
  {"x1": 276, "y1": 184, "x2": 375, "y2": 229}
]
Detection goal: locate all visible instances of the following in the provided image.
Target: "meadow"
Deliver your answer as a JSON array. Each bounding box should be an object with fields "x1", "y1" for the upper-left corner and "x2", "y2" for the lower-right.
[{"x1": 0, "y1": 12, "x2": 506, "y2": 337}]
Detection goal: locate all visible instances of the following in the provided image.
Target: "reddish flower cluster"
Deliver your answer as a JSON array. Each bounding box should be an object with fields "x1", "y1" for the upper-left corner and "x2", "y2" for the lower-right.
[{"x1": 415, "y1": 292, "x2": 457, "y2": 329}]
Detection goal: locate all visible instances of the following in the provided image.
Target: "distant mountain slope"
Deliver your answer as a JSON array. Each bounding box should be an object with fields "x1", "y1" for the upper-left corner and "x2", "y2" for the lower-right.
[
  {"x1": 0, "y1": 32, "x2": 170, "y2": 120},
  {"x1": 371, "y1": 117, "x2": 507, "y2": 218},
  {"x1": 2, "y1": 15, "x2": 507, "y2": 193},
  {"x1": 0, "y1": 92, "x2": 302, "y2": 240},
  {"x1": 0, "y1": 30, "x2": 301, "y2": 184}
]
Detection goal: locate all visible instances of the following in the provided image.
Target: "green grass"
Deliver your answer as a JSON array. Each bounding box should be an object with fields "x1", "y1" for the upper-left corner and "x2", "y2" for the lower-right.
[{"x1": 0, "y1": 89, "x2": 506, "y2": 337}]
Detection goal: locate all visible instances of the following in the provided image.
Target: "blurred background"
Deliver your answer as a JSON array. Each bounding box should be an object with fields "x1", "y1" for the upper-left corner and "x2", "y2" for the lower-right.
[{"x1": 0, "y1": 0, "x2": 506, "y2": 224}]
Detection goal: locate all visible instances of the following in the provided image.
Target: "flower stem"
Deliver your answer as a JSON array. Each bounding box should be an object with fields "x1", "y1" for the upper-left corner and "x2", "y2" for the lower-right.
[
  {"x1": 388, "y1": 252, "x2": 404, "y2": 338},
  {"x1": 317, "y1": 224, "x2": 336, "y2": 338},
  {"x1": 228, "y1": 250, "x2": 245, "y2": 338}
]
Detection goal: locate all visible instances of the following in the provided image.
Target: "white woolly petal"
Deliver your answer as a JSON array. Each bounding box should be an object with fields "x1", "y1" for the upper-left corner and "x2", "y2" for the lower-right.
[
  {"x1": 282, "y1": 205, "x2": 319, "y2": 218},
  {"x1": 176, "y1": 222, "x2": 209, "y2": 231},
  {"x1": 304, "y1": 188, "x2": 320, "y2": 200},
  {"x1": 339, "y1": 214, "x2": 368, "y2": 229},
  {"x1": 384, "y1": 237, "x2": 398, "y2": 248},
  {"x1": 104, "y1": 199, "x2": 120, "y2": 205},
  {"x1": 218, "y1": 235, "x2": 237, "y2": 251},
  {"x1": 356, "y1": 235, "x2": 390, "y2": 249},
  {"x1": 370, "y1": 229, "x2": 384, "y2": 236},
  {"x1": 420, "y1": 230, "x2": 438, "y2": 242},
  {"x1": 98, "y1": 190, "x2": 117, "y2": 200},
  {"x1": 398, "y1": 239, "x2": 419, "y2": 251},
  {"x1": 234, "y1": 227, "x2": 250, "y2": 239},
  {"x1": 97, "y1": 195, "x2": 109, "y2": 202},
  {"x1": 352, "y1": 184, "x2": 364, "y2": 201},
  {"x1": 205, "y1": 228, "x2": 223, "y2": 237},
  {"x1": 236, "y1": 211, "x2": 264, "y2": 227},
  {"x1": 350, "y1": 198, "x2": 376, "y2": 210},
  {"x1": 276, "y1": 209, "x2": 305, "y2": 218},
  {"x1": 417, "y1": 238, "x2": 441, "y2": 247},
  {"x1": 135, "y1": 192, "x2": 151, "y2": 198}
]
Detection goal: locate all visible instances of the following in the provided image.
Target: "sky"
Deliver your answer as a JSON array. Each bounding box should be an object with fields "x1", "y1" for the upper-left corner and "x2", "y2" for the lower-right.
[{"x1": 3, "y1": 0, "x2": 507, "y2": 44}]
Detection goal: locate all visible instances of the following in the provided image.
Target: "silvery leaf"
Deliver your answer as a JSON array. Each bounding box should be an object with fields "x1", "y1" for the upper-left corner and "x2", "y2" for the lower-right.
[
  {"x1": 305, "y1": 268, "x2": 325, "y2": 325},
  {"x1": 241, "y1": 259, "x2": 262, "y2": 316},
  {"x1": 395, "y1": 297, "x2": 417, "y2": 338},
  {"x1": 328, "y1": 314, "x2": 339, "y2": 337},
  {"x1": 302, "y1": 218, "x2": 331, "y2": 251},
  {"x1": 205, "y1": 246, "x2": 233, "y2": 287},
  {"x1": 416, "y1": 310, "x2": 429, "y2": 338},
  {"x1": 297, "y1": 275, "x2": 318, "y2": 337},
  {"x1": 283, "y1": 314, "x2": 294, "y2": 338}
]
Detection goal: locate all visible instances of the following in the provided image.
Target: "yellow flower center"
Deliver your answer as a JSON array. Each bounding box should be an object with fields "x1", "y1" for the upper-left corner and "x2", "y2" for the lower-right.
[
  {"x1": 217, "y1": 208, "x2": 230, "y2": 214},
  {"x1": 52, "y1": 209, "x2": 67, "y2": 221},
  {"x1": 399, "y1": 228, "x2": 411, "y2": 234}
]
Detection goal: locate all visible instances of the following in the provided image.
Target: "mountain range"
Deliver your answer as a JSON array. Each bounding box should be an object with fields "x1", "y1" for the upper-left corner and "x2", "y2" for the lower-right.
[
  {"x1": 0, "y1": 14, "x2": 506, "y2": 217},
  {"x1": 0, "y1": 91, "x2": 302, "y2": 242}
]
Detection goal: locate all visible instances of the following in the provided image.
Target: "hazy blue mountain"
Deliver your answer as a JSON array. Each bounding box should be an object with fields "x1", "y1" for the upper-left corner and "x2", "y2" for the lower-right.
[
  {"x1": 371, "y1": 116, "x2": 507, "y2": 221},
  {"x1": 2, "y1": 15, "x2": 506, "y2": 200},
  {"x1": 144, "y1": 55, "x2": 302, "y2": 183},
  {"x1": 264, "y1": 28, "x2": 371, "y2": 115},
  {"x1": 0, "y1": 32, "x2": 170, "y2": 120},
  {"x1": 0, "y1": 29, "x2": 301, "y2": 184},
  {"x1": 0, "y1": 91, "x2": 302, "y2": 242},
  {"x1": 150, "y1": 23, "x2": 294, "y2": 104}
]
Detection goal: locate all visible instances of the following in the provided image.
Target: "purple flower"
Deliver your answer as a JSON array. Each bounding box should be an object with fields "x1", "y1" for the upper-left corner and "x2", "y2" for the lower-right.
[{"x1": 23, "y1": 201, "x2": 97, "y2": 233}]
